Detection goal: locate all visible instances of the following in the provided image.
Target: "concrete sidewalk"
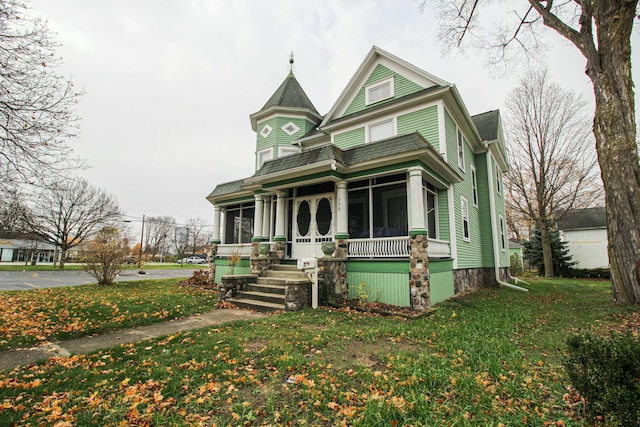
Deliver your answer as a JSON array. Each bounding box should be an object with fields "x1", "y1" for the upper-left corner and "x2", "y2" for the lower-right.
[{"x1": 0, "y1": 309, "x2": 269, "y2": 371}]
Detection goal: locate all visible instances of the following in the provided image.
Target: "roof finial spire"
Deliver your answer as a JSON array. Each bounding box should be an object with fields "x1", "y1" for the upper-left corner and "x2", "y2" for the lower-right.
[{"x1": 288, "y1": 51, "x2": 295, "y2": 73}]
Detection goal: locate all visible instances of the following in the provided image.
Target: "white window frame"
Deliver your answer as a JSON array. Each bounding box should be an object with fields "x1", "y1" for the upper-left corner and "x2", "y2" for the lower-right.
[
  {"x1": 423, "y1": 183, "x2": 438, "y2": 239},
  {"x1": 278, "y1": 146, "x2": 300, "y2": 158},
  {"x1": 365, "y1": 76, "x2": 394, "y2": 105},
  {"x1": 499, "y1": 214, "x2": 506, "y2": 251},
  {"x1": 256, "y1": 147, "x2": 273, "y2": 169},
  {"x1": 461, "y1": 195, "x2": 470, "y2": 242},
  {"x1": 260, "y1": 124, "x2": 273, "y2": 138},
  {"x1": 457, "y1": 128, "x2": 465, "y2": 171},
  {"x1": 281, "y1": 121, "x2": 300, "y2": 136},
  {"x1": 496, "y1": 166, "x2": 502, "y2": 196},
  {"x1": 471, "y1": 165, "x2": 478, "y2": 207},
  {"x1": 367, "y1": 118, "x2": 395, "y2": 143}
]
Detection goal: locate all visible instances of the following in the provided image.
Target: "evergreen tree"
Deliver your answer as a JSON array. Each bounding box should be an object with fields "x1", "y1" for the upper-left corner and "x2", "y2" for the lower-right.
[{"x1": 524, "y1": 227, "x2": 575, "y2": 276}]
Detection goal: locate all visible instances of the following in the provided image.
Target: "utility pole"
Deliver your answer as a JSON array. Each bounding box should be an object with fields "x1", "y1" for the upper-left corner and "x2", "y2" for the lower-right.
[{"x1": 139, "y1": 215, "x2": 145, "y2": 273}]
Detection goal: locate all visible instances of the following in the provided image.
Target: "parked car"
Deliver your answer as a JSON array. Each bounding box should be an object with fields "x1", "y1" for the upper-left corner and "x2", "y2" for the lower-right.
[{"x1": 178, "y1": 256, "x2": 207, "y2": 265}]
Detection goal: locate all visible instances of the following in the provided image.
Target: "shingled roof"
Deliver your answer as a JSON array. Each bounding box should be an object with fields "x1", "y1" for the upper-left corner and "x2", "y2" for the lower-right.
[
  {"x1": 557, "y1": 207, "x2": 607, "y2": 230},
  {"x1": 261, "y1": 72, "x2": 319, "y2": 114},
  {"x1": 471, "y1": 110, "x2": 500, "y2": 142}
]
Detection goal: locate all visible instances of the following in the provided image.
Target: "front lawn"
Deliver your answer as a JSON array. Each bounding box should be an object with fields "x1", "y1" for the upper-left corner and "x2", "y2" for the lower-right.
[
  {"x1": 0, "y1": 278, "x2": 219, "y2": 351},
  {"x1": 0, "y1": 278, "x2": 634, "y2": 426},
  {"x1": 0, "y1": 263, "x2": 203, "y2": 271}
]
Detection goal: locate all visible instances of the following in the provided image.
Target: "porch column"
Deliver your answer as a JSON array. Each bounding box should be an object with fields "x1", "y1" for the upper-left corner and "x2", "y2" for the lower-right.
[
  {"x1": 334, "y1": 181, "x2": 349, "y2": 259},
  {"x1": 408, "y1": 167, "x2": 427, "y2": 234},
  {"x1": 253, "y1": 195, "x2": 264, "y2": 241},
  {"x1": 262, "y1": 196, "x2": 272, "y2": 240},
  {"x1": 212, "y1": 205, "x2": 221, "y2": 244},
  {"x1": 274, "y1": 191, "x2": 286, "y2": 241},
  {"x1": 335, "y1": 181, "x2": 348, "y2": 237}
]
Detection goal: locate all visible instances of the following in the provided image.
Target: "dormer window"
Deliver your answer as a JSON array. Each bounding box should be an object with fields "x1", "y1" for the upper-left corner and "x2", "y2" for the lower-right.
[
  {"x1": 365, "y1": 77, "x2": 394, "y2": 105},
  {"x1": 281, "y1": 121, "x2": 300, "y2": 136},
  {"x1": 260, "y1": 124, "x2": 273, "y2": 138}
]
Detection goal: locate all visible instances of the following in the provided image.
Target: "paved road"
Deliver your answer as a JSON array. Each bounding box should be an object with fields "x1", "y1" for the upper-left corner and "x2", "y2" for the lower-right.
[{"x1": 0, "y1": 268, "x2": 203, "y2": 291}]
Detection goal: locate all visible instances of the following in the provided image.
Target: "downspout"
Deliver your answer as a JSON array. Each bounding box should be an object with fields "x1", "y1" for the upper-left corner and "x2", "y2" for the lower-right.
[{"x1": 485, "y1": 143, "x2": 528, "y2": 292}]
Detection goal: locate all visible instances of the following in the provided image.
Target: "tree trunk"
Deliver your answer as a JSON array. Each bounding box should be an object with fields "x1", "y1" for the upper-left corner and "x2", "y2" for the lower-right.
[
  {"x1": 539, "y1": 224, "x2": 554, "y2": 277},
  {"x1": 588, "y1": 1, "x2": 640, "y2": 304},
  {"x1": 59, "y1": 248, "x2": 67, "y2": 270}
]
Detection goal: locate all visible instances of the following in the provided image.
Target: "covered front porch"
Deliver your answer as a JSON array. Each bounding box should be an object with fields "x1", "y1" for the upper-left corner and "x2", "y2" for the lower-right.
[{"x1": 206, "y1": 133, "x2": 462, "y2": 310}]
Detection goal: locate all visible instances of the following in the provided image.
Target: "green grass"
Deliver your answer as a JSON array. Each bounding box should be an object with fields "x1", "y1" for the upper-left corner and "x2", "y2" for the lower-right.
[
  {"x1": 0, "y1": 277, "x2": 632, "y2": 426},
  {"x1": 0, "y1": 262, "x2": 204, "y2": 271},
  {"x1": 0, "y1": 278, "x2": 218, "y2": 351}
]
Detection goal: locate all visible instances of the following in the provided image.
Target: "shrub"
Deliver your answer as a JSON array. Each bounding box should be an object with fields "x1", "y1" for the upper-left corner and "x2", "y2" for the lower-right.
[
  {"x1": 564, "y1": 333, "x2": 640, "y2": 426},
  {"x1": 510, "y1": 253, "x2": 523, "y2": 275},
  {"x1": 564, "y1": 267, "x2": 611, "y2": 280},
  {"x1": 80, "y1": 227, "x2": 128, "y2": 285}
]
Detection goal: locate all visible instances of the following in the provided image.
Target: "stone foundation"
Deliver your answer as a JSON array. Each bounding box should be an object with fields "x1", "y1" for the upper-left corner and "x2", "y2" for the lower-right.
[
  {"x1": 453, "y1": 267, "x2": 498, "y2": 296},
  {"x1": 219, "y1": 274, "x2": 257, "y2": 300},
  {"x1": 250, "y1": 241, "x2": 282, "y2": 277},
  {"x1": 285, "y1": 283, "x2": 310, "y2": 311},
  {"x1": 206, "y1": 244, "x2": 218, "y2": 284}
]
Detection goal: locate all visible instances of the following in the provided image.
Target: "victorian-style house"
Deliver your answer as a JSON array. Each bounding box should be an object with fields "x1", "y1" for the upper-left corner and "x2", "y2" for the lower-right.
[{"x1": 206, "y1": 46, "x2": 510, "y2": 311}]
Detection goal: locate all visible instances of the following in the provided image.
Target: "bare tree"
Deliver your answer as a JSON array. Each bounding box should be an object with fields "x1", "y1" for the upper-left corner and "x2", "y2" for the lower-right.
[
  {"x1": 80, "y1": 226, "x2": 128, "y2": 285},
  {"x1": 186, "y1": 218, "x2": 212, "y2": 256},
  {"x1": 19, "y1": 178, "x2": 122, "y2": 269},
  {"x1": 0, "y1": 0, "x2": 84, "y2": 189},
  {"x1": 144, "y1": 216, "x2": 175, "y2": 261},
  {"x1": 504, "y1": 68, "x2": 601, "y2": 276},
  {"x1": 420, "y1": 0, "x2": 640, "y2": 304}
]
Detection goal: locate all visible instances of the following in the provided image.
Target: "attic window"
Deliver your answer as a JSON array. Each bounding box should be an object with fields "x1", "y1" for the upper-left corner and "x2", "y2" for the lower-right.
[
  {"x1": 365, "y1": 77, "x2": 394, "y2": 105},
  {"x1": 281, "y1": 121, "x2": 300, "y2": 136},
  {"x1": 260, "y1": 125, "x2": 273, "y2": 138}
]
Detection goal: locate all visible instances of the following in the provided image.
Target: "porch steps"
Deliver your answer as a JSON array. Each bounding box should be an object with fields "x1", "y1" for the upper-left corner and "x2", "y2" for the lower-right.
[{"x1": 228, "y1": 264, "x2": 311, "y2": 312}]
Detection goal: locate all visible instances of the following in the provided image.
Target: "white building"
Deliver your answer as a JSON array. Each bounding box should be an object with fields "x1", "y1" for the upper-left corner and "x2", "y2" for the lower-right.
[{"x1": 557, "y1": 207, "x2": 609, "y2": 269}]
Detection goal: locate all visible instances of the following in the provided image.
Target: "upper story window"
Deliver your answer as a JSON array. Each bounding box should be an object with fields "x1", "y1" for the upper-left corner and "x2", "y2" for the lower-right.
[
  {"x1": 499, "y1": 214, "x2": 506, "y2": 251},
  {"x1": 471, "y1": 165, "x2": 478, "y2": 207},
  {"x1": 256, "y1": 147, "x2": 273, "y2": 169},
  {"x1": 260, "y1": 124, "x2": 273, "y2": 138},
  {"x1": 496, "y1": 165, "x2": 502, "y2": 196},
  {"x1": 281, "y1": 121, "x2": 300, "y2": 136},
  {"x1": 368, "y1": 119, "x2": 394, "y2": 143},
  {"x1": 365, "y1": 77, "x2": 394, "y2": 105},
  {"x1": 457, "y1": 128, "x2": 465, "y2": 171}
]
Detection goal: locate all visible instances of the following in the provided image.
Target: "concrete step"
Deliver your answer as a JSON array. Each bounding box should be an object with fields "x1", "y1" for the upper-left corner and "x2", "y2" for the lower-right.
[
  {"x1": 236, "y1": 290, "x2": 285, "y2": 305},
  {"x1": 264, "y1": 270, "x2": 308, "y2": 280},
  {"x1": 272, "y1": 264, "x2": 299, "y2": 272},
  {"x1": 246, "y1": 283, "x2": 286, "y2": 295},
  {"x1": 228, "y1": 298, "x2": 285, "y2": 312},
  {"x1": 257, "y1": 277, "x2": 311, "y2": 286}
]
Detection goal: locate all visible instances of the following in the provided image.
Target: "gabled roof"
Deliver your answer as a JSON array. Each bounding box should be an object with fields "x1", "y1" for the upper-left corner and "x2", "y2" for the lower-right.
[
  {"x1": 261, "y1": 71, "x2": 319, "y2": 113},
  {"x1": 471, "y1": 110, "x2": 500, "y2": 142},
  {"x1": 320, "y1": 46, "x2": 450, "y2": 127},
  {"x1": 557, "y1": 207, "x2": 607, "y2": 230}
]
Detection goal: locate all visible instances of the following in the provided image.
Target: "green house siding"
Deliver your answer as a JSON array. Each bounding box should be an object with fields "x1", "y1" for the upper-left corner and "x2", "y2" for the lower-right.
[
  {"x1": 343, "y1": 65, "x2": 424, "y2": 116},
  {"x1": 444, "y1": 110, "x2": 459, "y2": 172},
  {"x1": 213, "y1": 258, "x2": 251, "y2": 283},
  {"x1": 334, "y1": 127, "x2": 366, "y2": 150},
  {"x1": 492, "y1": 158, "x2": 510, "y2": 267},
  {"x1": 346, "y1": 260, "x2": 410, "y2": 307},
  {"x1": 256, "y1": 117, "x2": 315, "y2": 155},
  {"x1": 437, "y1": 190, "x2": 450, "y2": 241},
  {"x1": 475, "y1": 154, "x2": 495, "y2": 267},
  {"x1": 397, "y1": 105, "x2": 439, "y2": 151},
  {"x1": 453, "y1": 141, "x2": 485, "y2": 269},
  {"x1": 430, "y1": 259, "x2": 455, "y2": 304}
]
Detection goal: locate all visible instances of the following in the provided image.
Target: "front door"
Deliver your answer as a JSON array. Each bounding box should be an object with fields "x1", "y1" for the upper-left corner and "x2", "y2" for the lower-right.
[{"x1": 293, "y1": 194, "x2": 333, "y2": 259}]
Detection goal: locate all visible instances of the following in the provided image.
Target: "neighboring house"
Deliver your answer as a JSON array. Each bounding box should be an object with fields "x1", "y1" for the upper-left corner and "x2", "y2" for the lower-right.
[
  {"x1": 206, "y1": 46, "x2": 510, "y2": 309},
  {"x1": 0, "y1": 231, "x2": 57, "y2": 263},
  {"x1": 557, "y1": 207, "x2": 609, "y2": 269}
]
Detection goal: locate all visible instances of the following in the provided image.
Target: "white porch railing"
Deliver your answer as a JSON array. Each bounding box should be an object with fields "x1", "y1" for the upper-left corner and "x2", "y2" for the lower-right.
[
  {"x1": 216, "y1": 243, "x2": 253, "y2": 258},
  {"x1": 347, "y1": 236, "x2": 450, "y2": 258}
]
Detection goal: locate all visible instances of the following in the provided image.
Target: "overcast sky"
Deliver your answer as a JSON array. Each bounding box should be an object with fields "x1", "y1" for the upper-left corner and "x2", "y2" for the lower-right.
[{"x1": 27, "y1": 0, "x2": 639, "y2": 230}]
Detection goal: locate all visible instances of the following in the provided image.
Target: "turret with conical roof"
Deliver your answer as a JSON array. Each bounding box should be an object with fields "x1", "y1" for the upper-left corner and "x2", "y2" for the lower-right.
[{"x1": 250, "y1": 54, "x2": 323, "y2": 171}]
